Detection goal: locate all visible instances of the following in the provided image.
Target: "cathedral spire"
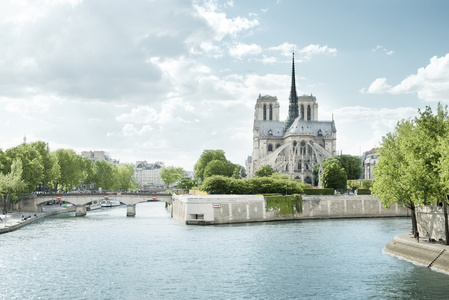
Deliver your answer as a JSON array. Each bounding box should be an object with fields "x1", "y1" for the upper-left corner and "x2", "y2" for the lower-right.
[{"x1": 284, "y1": 53, "x2": 299, "y2": 132}]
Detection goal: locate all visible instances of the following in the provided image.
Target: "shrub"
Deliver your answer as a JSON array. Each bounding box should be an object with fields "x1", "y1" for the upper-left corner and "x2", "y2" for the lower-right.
[
  {"x1": 303, "y1": 188, "x2": 334, "y2": 195},
  {"x1": 357, "y1": 188, "x2": 371, "y2": 195}
]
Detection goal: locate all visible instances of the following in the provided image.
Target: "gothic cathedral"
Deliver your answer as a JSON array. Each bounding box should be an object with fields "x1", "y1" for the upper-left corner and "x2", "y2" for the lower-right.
[{"x1": 246, "y1": 54, "x2": 337, "y2": 185}]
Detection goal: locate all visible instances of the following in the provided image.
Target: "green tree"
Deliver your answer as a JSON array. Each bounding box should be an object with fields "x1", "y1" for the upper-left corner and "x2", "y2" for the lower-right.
[
  {"x1": 5, "y1": 143, "x2": 44, "y2": 193},
  {"x1": 194, "y1": 150, "x2": 227, "y2": 182},
  {"x1": 30, "y1": 141, "x2": 59, "y2": 191},
  {"x1": 94, "y1": 160, "x2": 116, "y2": 191},
  {"x1": 54, "y1": 149, "x2": 81, "y2": 192},
  {"x1": 313, "y1": 157, "x2": 340, "y2": 183},
  {"x1": 0, "y1": 159, "x2": 26, "y2": 212},
  {"x1": 338, "y1": 155, "x2": 362, "y2": 180},
  {"x1": 322, "y1": 162, "x2": 347, "y2": 189},
  {"x1": 372, "y1": 105, "x2": 449, "y2": 240},
  {"x1": 114, "y1": 164, "x2": 137, "y2": 191},
  {"x1": 178, "y1": 177, "x2": 196, "y2": 189},
  {"x1": 255, "y1": 165, "x2": 275, "y2": 177},
  {"x1": 203, "y1": 160, "x2": 232, "y2": 179},
  {"x1": 160, "y1": 166, "x2": 184, "y2": 188}
]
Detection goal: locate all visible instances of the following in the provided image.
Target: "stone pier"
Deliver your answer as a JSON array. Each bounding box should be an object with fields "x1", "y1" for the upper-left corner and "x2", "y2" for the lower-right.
[
  {"x1": 127, "y1": 204, "x2": 136, "y2": 217},
  {"x1": 75, "y1": 205, "x2": 87, "y2": 217}
]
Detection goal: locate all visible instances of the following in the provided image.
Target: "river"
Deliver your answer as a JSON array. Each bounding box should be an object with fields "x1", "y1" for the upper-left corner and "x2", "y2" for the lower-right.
[{"x1": 1, "y1": 201, "x2": 449, "y2": 299}]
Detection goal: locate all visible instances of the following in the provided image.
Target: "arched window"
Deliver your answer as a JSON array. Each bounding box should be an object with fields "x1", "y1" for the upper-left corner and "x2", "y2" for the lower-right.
[
  {"x1": 300, "y1": 105, "x2": 304, "y2": 119},
  {"x1": 300, "y1": 141, "x2": 306, "y2": 155},
  {"x1": 307, "y1": 105, "x2": 311, "y2": 120},
  {"x1": 263, "y1": 104, "x2": 267, "y2": 120},
  {"x1": 269, "y1": 104, "x2": 273, "y2": 120},
  {"x1": 298, "y1": 161, "x2": 302, "y2": 170},
  {"x1": 276, "y1": 143, "x2": 281, "y2": 149},
  {"x1": 268, "y1": 144, "x2": 273, "y2": 152}
]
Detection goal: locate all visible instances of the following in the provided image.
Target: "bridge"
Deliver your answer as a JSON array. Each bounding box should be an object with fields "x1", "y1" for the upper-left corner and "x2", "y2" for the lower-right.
[{"x1": 20, "y1": 193, "x2": 173, "y2": 217}]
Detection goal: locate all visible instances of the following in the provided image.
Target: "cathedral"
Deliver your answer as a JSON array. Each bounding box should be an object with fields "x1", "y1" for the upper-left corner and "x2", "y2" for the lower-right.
[{"x1": 246, "y1": 54, "x2": 337, "y2": 185}]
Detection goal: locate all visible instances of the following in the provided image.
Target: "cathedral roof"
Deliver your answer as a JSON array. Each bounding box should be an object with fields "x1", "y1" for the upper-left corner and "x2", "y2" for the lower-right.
[
  {"x1": 285, "y1": 117, "x2": 335, "y2": 137},
  {"x1": 258, "y1": 121, "x2": 285, "y2": 137}
]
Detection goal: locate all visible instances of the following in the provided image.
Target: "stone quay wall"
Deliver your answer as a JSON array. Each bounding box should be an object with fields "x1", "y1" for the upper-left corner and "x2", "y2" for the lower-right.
[
  {"x1": 416, "y1": 205, "x2": 449, "y2": 243},
  {"x1": 383, "y1": 233, "x2": 449, "y2": 274},
  {"x1": 170, "y1": 194, "x2": 410, "y2": 225}
]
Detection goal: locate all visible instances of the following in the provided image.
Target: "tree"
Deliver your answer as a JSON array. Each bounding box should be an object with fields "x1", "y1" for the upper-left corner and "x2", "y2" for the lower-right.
[
  {"x1": 194, "y1": 150, "x2": 227, "y2": 182},
  {"x1": 372, "y1": 105, "x2": 449, "y2": 240},
  {"x1": 114, "y1": 164, "x2": 137, "y2": 191},
  {"x1": 160, "y1": 166, "x2": 184, "y2": 188},
  {"x1": 313, "y1": 157, "x2": 340, "y2": 183},
  {"x1": 178, "y1": 177, "x2": 196, "y2": 189},
  {"x1": 203, "y1": 160, "x2": 231, "y2": 179},
  {"x1": 0, "y1": 159, "x2": 26, "y2": 212},
  {"x1": 255, "y1": 165, "x2": 275, "y2": 177},
  {"x1": 54, "y1": 149, "x2": 84, "y2": 192},
  {"x1": 338, "y1": 155, "x2": 362, "y2": 180},
  {"x1": 30, "y1": 141, "x2": 59, "y2": 191},
  {"x1": 5, "y1": 143, "x2": 44, "y2": 194},
  {"x1": 322, "y1": 162, "x2": 347, "y2": 189},
  {"x1": 94, "y1": 160, "x2": 116, "y2": 191}
]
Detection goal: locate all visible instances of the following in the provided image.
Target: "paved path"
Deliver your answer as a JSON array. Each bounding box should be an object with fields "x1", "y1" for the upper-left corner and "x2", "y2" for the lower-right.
[{"x1": 0, "y1": 204, "x2": 75, "y2": 234}]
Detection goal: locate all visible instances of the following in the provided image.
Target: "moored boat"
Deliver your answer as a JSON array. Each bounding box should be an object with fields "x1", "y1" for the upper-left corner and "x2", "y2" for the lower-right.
[{"x1": 100, "y1": 200, "x2": 121, "y2": 207}]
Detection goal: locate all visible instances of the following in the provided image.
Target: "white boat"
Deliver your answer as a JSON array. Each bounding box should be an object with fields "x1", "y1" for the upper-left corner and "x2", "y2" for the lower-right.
[
  {"x1": 100, "y1": 200, "x2": 121, "y2": 207},
  {"x1": 87, "y1": 200, "x2": 102, "y2": 211}
]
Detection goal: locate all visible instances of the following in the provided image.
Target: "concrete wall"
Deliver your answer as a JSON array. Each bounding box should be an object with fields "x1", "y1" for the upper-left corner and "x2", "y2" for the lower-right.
[
  {"x1": 416, "y1": 205, "x2": 449, "y2": 243},
  {"x1": 171, "y1": 194, "x2": 410, "y2": 225}
]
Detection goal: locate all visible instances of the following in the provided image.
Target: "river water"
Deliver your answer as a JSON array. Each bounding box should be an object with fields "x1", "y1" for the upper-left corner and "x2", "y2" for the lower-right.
[{"x1": 1, "y1": 201, "x2": 449, "y2": 299}]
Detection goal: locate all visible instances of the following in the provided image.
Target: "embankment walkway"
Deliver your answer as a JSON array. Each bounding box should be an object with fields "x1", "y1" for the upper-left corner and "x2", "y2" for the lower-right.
[
  {"x1": 384, "y1": 233, "x2": 449, "y2": 274},
  {"x1": 0, "y1": 205, "x2": 75, "y2": 234}
]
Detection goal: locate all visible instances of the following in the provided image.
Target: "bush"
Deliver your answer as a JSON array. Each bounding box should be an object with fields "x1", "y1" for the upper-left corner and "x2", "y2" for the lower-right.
[
  {"x1": 302, "y1": 188, "x2": 334, "y2": 195},
  {"x1": 201, "y1": 175, "x2": 231, "y2": 194},
  {"x1": 200, "y1": 175, "x2": 305, "y2": 195},
  {"x1": 357, "y1": 188, "x2": 371, "y2": 195}
]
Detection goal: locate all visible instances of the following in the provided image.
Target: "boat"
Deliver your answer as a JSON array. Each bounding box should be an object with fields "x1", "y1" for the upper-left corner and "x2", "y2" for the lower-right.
[
  {"x1": 100, "y1": 200, "x2": 121, "y2": 207},
  {"x1": 87, "y1": 200, "x2": 102, "y2": 211}
]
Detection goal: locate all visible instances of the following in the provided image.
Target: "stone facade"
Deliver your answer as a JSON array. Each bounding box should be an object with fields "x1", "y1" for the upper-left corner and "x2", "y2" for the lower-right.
[{"x1": 247, "y1": 54, "x2": 337, "y2": 184}]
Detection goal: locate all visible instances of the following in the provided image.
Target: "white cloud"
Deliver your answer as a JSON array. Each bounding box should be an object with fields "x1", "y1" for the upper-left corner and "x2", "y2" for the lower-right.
[
  {"x1": 372, "y1": 45, "x2": 394, "y2": 55},
  {"x1": 269, "y1": 42, "x2": 337, "y2": 60},
  {"x1": 193, "y1": 0, "x2": 259, "y2": 41},
  {"x1": 229, "y1": 43, "x2": 262, "y2": 59},
  {"x1": 333, "y1": 106, "x2": 418, "y2": 155},
  {"x1": 363, "y1": 53, "x2": 449, "y2": 102}
]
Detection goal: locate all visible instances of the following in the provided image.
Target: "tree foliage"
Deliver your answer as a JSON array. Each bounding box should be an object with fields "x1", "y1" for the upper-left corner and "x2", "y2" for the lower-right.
[
  {"x1": 255, "y1": 165, "x2": 275, "y2": 177},
  {"x1": 322, "y1": 162, "x2": 347, "y2": 189},
  {"x1": 160, "y1": 166, "x2": 184, "y2": 188},
  {"x1": 194, "y1": 150, "x2": 227, "y2": 181},
  {"x1": 372, "y1": 104, "x2": 449, "y2": 240},
  {"x1": 0, "y1": 159, "x2": 26, "y2": 208}
]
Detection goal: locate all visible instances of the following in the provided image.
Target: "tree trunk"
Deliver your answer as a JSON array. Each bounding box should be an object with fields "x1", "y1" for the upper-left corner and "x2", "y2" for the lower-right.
[
  {"x1": 410, "y1": 200, "x2": 418, "y2": 237},
  {"x1": 444, "y1": 196, "x2": 449, "y2": 245}
]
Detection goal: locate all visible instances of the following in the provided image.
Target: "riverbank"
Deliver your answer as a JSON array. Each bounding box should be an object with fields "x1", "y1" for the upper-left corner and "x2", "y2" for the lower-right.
[
  {"x1": 0, "y1": 204, "x2": 75, "y2": 234},
  {"x1": 383, "y1": 233, "x2": 449, "y2": 275}
]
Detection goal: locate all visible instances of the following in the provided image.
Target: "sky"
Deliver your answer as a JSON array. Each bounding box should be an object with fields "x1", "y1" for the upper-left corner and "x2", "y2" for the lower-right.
[{"x1": 1, "y1": 0, "x2": 449, "y2": 171}]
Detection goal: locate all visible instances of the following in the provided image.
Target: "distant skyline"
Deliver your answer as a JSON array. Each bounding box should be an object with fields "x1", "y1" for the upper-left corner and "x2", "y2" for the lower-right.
[{"x1": 1, "y1": 0, "x2": 449, "y2": 170}]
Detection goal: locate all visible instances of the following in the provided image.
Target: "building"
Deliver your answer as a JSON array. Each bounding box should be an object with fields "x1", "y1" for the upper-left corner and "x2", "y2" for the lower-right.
[
  {"x1": 134, "y1": 161, "x2": 165, "y2": 188},
  {"x1": 247, "y1": 54, "x2": 337, "y2": 184},
  {"x1": 81, "y1": 151, "x2": 119, "y2": 164},
  {"x1": 360, "y1": 148, "x2": 379, "y2": 179}
]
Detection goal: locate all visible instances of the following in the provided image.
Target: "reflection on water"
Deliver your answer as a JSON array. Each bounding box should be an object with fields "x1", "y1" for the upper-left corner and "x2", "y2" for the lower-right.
[{"x1": 0, "y1": 202, "x2": 448, "y2": 299}]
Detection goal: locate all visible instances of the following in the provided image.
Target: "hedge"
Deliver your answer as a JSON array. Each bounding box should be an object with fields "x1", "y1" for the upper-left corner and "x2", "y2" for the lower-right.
[
  {"x1": 302, "y1": 188, "x2": 334, "y2": 195},
  {"x1": 357, "y1": 188, "x2": 371, "y2": 195}
]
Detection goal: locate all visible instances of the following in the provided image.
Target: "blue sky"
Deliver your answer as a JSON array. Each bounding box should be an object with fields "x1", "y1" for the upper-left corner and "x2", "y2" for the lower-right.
[{"x1": 1, "y1": 0, "x2": 449, "y2": 170}]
